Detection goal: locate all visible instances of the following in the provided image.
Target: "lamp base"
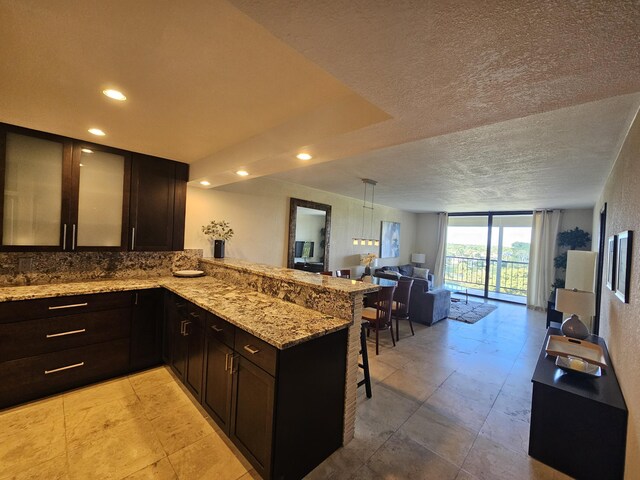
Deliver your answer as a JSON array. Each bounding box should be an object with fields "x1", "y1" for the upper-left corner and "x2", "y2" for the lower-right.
[{"x1": 561, "y1": 314, "x2": 589, "y2": 340}]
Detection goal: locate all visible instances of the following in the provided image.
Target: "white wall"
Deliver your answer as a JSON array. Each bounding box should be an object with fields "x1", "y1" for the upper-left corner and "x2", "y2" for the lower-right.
[{"x1": 184, "y1": 177, "x2": 418, "y2": 271}]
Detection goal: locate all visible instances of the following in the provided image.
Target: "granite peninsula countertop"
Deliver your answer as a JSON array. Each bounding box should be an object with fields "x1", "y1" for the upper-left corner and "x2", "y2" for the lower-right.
[
  {"x1": 201, "y1": 258, "x2": 379, "y2": 295},
  {"x1": 0, "y1": 276, "x2": 352, "y2": 349}
]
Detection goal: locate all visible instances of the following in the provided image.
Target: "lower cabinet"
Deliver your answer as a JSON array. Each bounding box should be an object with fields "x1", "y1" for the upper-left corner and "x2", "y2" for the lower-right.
[
  {"x1": 130, "y1": 289, "x2": 164, "y2": 371},
  {"x1": 230, "y1": 354, "x2": 275, "y2": 477},
  {"x1": 0, "y1": 289, "x2": 167, "y2": 409},
  {"x1": 164, "y1": 292, "x2": 205, "y2": 401},
  {"x1": 195, "y1": 297, "x2": 348, "y2": 480},
  {"x1": 0, "y1": 292, "x2": 134, "y2": 409},
  {"x1": 203, "y1": 314, "x2": 234, "y2": 433}
]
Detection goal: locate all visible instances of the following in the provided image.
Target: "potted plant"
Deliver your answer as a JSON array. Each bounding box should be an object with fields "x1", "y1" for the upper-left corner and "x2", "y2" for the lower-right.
[
  {"x1": 202, "y1": 220, "x2": 234, "y2": 258},
  {"x1": 551, "y1": 227, "x2": 591, "y2": 297}
]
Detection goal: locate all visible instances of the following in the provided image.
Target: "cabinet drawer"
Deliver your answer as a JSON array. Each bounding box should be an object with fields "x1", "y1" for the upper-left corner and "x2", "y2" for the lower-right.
[
  {"x1": 206, "y1": 314, "x2": 235, "y2": 349},
  {"x1": 235, "y1": 329, "x2": 277, "y2": 377},
  {"x1": 0, "y1": 338, "x2": 130, "y2": 409},
  {"x1": 0, "y1": 307, "x2": 131, "y2": 362},
  {"x1": 0, "y1": 291, "x2": 133, "y2": 323}
]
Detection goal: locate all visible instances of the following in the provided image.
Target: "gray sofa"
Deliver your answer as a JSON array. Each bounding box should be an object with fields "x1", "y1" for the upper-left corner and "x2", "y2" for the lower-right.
[{"x1": 374, "y1": 264, "x2": 450, "y2": 326}]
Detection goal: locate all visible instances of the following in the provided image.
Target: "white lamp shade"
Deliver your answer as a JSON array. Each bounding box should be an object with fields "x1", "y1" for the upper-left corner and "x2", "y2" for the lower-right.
[
  {"x1": 411, "y1": 253, "x2": 426, "y2": 263},
  {"x1": 555, "y1": 288, "x2": 596, "y2": 318},
  {"x1": 566, "y1": 251, "x2": 598, "y2": 292}
]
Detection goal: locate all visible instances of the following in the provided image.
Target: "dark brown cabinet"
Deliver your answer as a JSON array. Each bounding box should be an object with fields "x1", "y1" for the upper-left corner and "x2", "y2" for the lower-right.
[
  {"x1": 529, "y1": 328, "x2": 628, "y2": 480},
  {"x1": 0, "y1": 292, "x2": 133, "y2": 408},
  {"x1": 230, "y1": 354, "x2": 276, "y2": 477},
  {"x1": 130, "y1": 289, "x2": 164, "y2": 371},
  {"x1": 130, "y1": 153, "x2": 188, "y2": 251},
  {"x1": 165, "y1": 293, "x2": 205, "y2": 401},
  {"x1": 184, "y1": 305, "x2": 205, "y2": 399},
  {"x1": 203, "y1": 314, "x2": 235, "y2": 433},
  {"x1": 164, "y1": 291, "x2": 348, "y2": 479},
  {"x1": 0, "y1": 123, "x2": 188, "y2": 252}
]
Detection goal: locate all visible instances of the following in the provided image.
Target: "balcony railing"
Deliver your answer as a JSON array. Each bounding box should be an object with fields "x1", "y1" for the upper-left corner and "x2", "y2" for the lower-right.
[{"x1": 444, "y1": 255, "x2": 528, "y2": 297}]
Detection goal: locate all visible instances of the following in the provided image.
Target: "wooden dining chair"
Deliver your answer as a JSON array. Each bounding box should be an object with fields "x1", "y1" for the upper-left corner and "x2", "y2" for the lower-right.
[
  {"x1": 335, "y1": 269, "x2": 351, "y2": 279},
  {"x1": 320, "y1": 271, "x2": 333, "y2": 276},
  {"x1": 392, "y1": 277, "x2": 414, "y2": 341},
  {"x1": 361, "y1": 284, "x2": 396, "y2": 355}
]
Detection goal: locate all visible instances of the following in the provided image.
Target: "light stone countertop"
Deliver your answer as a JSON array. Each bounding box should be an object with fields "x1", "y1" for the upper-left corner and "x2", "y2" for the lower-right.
[
  {"x1": 0, "y1": 276, "x2": 352, "y2": 350},
  {"x1": 201, "y1": 258, "x2": 379, "y2": 295}
]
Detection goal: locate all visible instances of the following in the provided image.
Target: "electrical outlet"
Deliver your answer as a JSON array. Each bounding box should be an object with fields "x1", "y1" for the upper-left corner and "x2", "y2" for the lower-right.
[{"x1": 18, "y1": 257, "x2": 33, "y2": 273}]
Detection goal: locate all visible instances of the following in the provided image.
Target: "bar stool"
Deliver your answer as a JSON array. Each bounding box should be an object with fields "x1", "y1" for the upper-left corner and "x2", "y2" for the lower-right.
[
  {"x1": 362, "y1": 284, "x2": 396, "y2": 355},
  {"x1": 357, "y1": 322, "x2": 372, "y2": 398}
]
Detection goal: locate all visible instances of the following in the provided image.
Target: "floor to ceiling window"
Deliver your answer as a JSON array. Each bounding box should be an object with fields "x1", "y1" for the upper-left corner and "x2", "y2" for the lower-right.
[{"x1": 444, "y1": 212, "x2": 533, "y2": 304}]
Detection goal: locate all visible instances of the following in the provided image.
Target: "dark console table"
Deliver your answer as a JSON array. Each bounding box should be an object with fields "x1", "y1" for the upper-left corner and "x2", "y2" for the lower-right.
[{"x1": 529, "y1": 328, "x2": 628, "y2": 479}]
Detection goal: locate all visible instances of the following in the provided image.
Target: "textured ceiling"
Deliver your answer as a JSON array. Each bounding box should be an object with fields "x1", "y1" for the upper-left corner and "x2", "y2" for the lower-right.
[
  {"x1": 1, "y1": 0, "x2": 639, "y2": 211},
  {"x1": 232, "y1": 0, "x2": 640, "y2": 210},
  {"x1": 271, "y1": 94, "x2": 640, "y2": 212}
]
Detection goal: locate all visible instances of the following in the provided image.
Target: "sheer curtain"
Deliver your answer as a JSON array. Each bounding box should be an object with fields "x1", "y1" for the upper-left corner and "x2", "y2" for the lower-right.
[
  {"x1": 433, "y1": 212, "x2": 448, "y2": 288},
  {"x1": 527, "y1": 209, "x2": 562, "y2": 309}
]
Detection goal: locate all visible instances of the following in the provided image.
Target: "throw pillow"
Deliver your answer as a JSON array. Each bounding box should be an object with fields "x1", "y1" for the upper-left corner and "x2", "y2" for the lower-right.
[
  {"x1": 413, "y1": 267, "x2": 430, "y2": 279},
  {"x1": 398, "y1": 265, "x2": 414, "y2": 276}
]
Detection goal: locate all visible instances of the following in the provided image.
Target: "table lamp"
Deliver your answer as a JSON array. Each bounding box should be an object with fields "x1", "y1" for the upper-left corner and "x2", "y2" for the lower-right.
[
  {"x1": 555, "y1": 288, "x2": 595, "y2": 339},
  {"x1": 411, "y1": 253, "x2": 426, "y2": 266}
]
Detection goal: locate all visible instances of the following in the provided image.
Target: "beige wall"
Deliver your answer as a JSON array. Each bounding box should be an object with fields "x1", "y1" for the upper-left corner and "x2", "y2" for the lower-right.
[
  {"x1": 593, "y1": 107, "x2": 640, "y2": 478},
  {"x1": 415, "y1": 213, "x2": 440, "y2": 270},
  {"x1": 184, "y1": 177, "x2": 418, "y2": 272},
  {"x1": 560, "y1": 208, "x2": 594, "y2": 244}
]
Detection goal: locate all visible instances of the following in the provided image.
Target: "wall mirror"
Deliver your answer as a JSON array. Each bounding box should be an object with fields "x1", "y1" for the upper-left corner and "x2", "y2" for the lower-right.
[{"x1": 287, "y1": 198, "x2": 331, "y2": 272}]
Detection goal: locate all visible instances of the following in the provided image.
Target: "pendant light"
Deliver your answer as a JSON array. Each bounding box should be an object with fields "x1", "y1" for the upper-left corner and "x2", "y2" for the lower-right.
[{"x1": 352, "y1": 179, "x2": 378, "y2": 247}]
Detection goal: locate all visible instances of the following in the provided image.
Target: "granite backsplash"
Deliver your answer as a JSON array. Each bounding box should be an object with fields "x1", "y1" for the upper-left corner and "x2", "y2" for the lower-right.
[{"x1": 0, "y1": 249, "x2": 202, "y2": 286}]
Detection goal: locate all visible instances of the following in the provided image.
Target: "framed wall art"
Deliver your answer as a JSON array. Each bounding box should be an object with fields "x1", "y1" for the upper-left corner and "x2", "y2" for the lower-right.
[
  {"x1": 380, "y1": 221, "x2": 400, "y2": 258},
  {"x1": 615, "y1": 230, "x2": 633, "y2": 303},
  {"x1": 606, "y1": 234, "x2": 617, "y2": 291}
]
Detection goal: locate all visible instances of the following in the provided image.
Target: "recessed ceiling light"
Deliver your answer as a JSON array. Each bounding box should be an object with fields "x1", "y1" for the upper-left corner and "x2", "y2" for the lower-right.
[
  {"x1": 296, "y1": 153, "x2": 312, "y2": 160},
  {"x1": 79, "y1": 163, "x2": 84, "y2": 167},
  {"x1": 102, "y1": 89, "x2": 127, "y2": 101},
  {"x1": 88, "y1": 128, "x2": 105, "y2": 136},
  {"x1": 236, "y1": 170, "x2": 249, "y2": 177},
  {"x1": 200, "y1": 180, "x2": 211, "y2": 186},
  {"x1": 81, "y1": 148, "x2": 93, "y2": 154}
]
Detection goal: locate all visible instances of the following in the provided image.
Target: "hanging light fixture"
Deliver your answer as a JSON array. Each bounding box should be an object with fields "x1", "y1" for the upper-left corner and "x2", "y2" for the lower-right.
[{"x1": 352, "y1": 179, "x2": 378, "y2": 247}]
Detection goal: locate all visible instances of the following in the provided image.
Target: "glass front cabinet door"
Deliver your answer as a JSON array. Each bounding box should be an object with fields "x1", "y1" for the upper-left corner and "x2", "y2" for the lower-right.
[{"x1": 0, "y1": 125, "x2": 130, "y2": 251}]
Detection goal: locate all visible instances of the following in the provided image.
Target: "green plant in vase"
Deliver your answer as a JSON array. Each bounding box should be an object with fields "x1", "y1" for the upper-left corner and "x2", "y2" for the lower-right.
[{"x1": 202, "y1": 220, "x2": 234, "y2": 258}]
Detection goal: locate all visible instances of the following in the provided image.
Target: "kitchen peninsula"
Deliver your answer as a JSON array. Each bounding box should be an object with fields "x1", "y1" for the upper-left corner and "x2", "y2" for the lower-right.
[{"x1": 0, "y1": 255, "x2": 377, "y2": 479}]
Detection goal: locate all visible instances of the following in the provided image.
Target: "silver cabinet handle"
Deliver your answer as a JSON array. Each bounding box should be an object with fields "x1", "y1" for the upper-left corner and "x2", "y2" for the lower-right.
[
  {"x1": 46, "y1": 328, "x2": 86, "y2": 338},
  {"x1": 244, "y1": 345, "x2": 260, "y2": 355},
  {"x1": 228, "y1": 354, "x2": 236, "y2": 374},
  {"x1": 183, "y1": 321, "x2": 191, "y2": 336},
  {"x1": 48, "y1": 302, "x2": 88, "y2": 311},
  {"x1": 134, "y1": 292, "x2": 138, "y2": 305},
  {"x1": 224, "y1": 353, "x2": 229, "y2": 371},
  {"x1": 180, "y1": 320, "x2": 185, "y2": 335},
  {"x1": 71, "y1": 224, "x2": 76, "y2": 250},
  {"x1": 131, "y1": 227, "x2": 136, "y2": 250},
  {"x1": 45, "y1": 362, "x2": 84, "y2": 375},
  {"x1": 211, "y1": 325, "x2": 223, "y2": 333},
  {"x1": 62, "y1": 224, "x2": 67, "y2": 251}
]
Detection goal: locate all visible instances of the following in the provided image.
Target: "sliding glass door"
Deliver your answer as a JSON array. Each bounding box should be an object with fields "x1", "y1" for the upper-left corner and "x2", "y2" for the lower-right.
[{"x1": 445, "y1": 212, "x2": 532, "y2": 304}]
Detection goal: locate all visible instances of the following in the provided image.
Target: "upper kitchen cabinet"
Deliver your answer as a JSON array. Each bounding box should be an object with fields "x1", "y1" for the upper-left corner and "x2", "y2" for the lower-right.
[
  {"x1": 129, "y1": 153, "x2": 188, "y2": 251},
  {"x1": 0, "y1": 126, "x2": 72, "y2": 251},
  {"x1": 0, "y1": 124, "x2": 188, "y2": 252},
  {"x1": 70, "y1": 142, "x2": 131, "y2": 251}
]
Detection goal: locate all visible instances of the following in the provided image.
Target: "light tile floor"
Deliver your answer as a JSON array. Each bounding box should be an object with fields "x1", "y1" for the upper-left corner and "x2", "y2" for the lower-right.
[{"x1": 0, "y1": 301, "x2": 571, "y2": 480}]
